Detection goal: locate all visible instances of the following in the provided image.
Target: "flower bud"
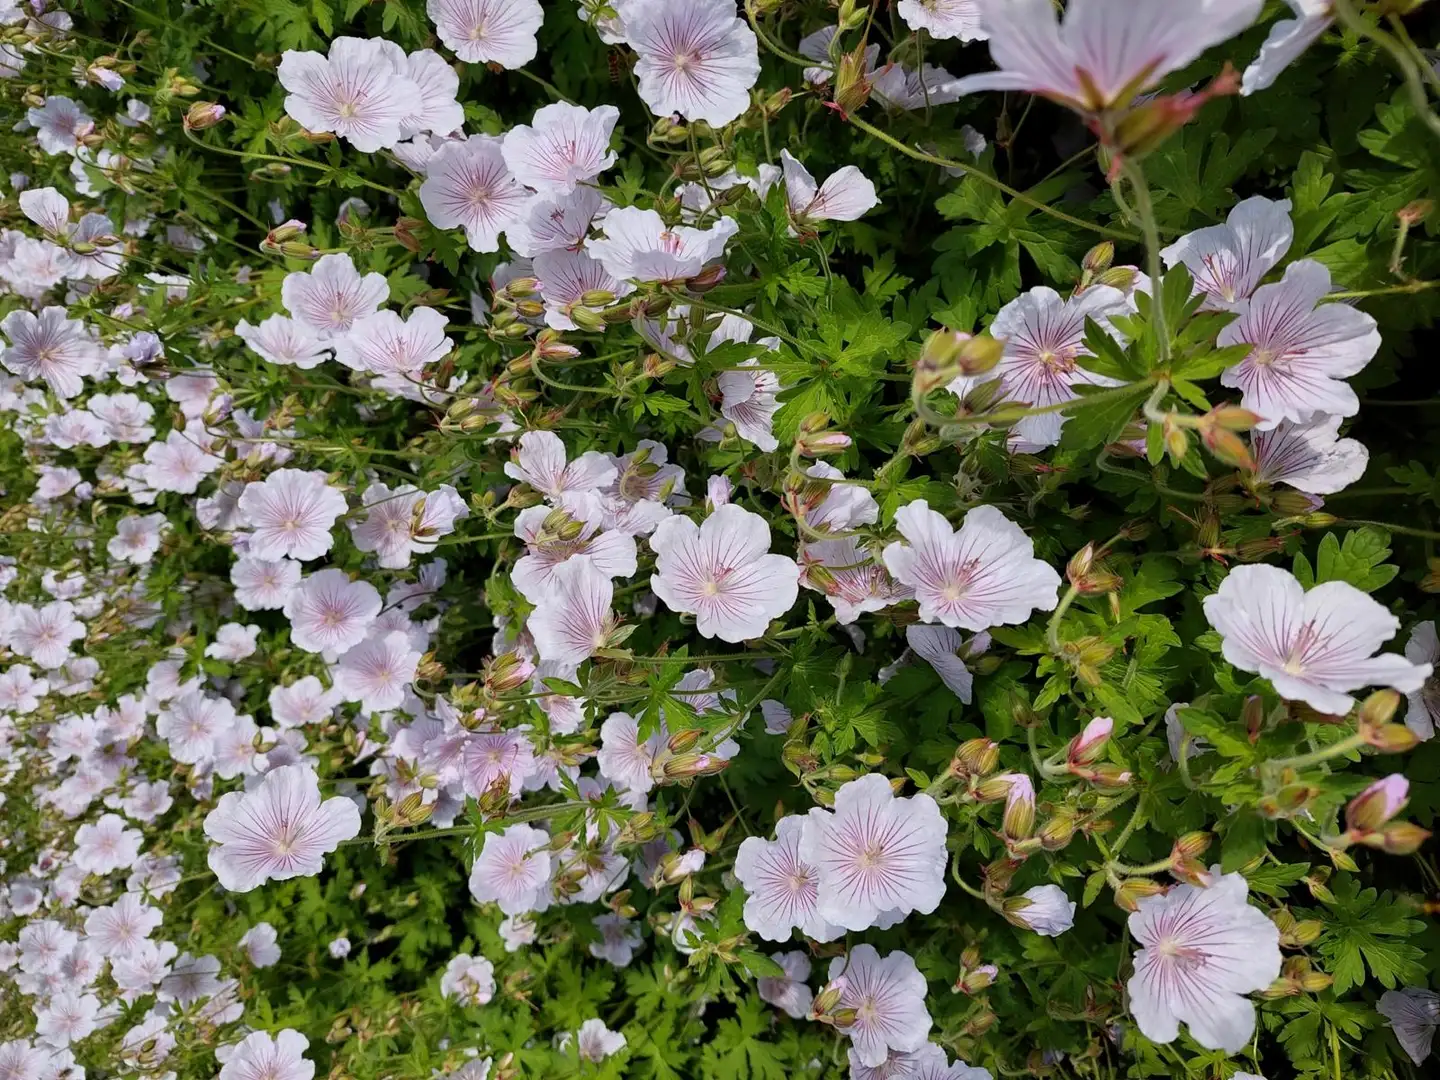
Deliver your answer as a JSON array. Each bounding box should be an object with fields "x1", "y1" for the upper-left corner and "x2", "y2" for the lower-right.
[
  {"x1": 1363, "y1": 722, "x2": 1420, "y2": 755},
  {"x1": 1112, "y1": 878, "x2": 1165, "y2": 912},
  {"x1": 1066, "y1": 716, "x2": 1113, "y2": 768},
  {"x1": 1037, "y1": 811, "x2": 1076, "y2": 851},
  {"x1": 953, "y1": 962, "x2": 998, "y2": 995},
  {"x1": 183, "y1": 101, "x2": 227, "y2": 131},
  {"x1": 833, "y1": 43, "x2": 873, "y2": 115},
  {"x1": 660, "y1": 752, "x2": 731, "y2": 780},
  {"x1": 1377, "y1": 821, "x2": 1431, "y2": 855},
  {"x1": 1082, "y1": 241, "x2": 1115, "y2": 274},
  {"x1": 483, "y1": 652, "x2": 535, "y2": 695},
  {"x1": 1398, "y1": 199, "x2": 1434, "y2": 226},
  {"x1": 1000, "y1": 773, "x2": 1035, "y2": 841},
  {"x1": 1345, "y1": 774, "x2": 1409, "y2": 835},
  {"x1": 950, "y1": 737, "x2": 1000, "y2": 778},
  {"x1": 1172, "y1": 831, "x2": 1211, "y2": 859},
  {"x1": 797, "y1": 430, "x2": 853, "y2": 457},
  {"x1": 667, "y1": 728, "x2": 704, "y2": 753}
]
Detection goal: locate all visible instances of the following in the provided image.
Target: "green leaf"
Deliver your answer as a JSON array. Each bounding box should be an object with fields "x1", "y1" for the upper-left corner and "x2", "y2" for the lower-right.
[
  {"x1": 1057, "y1": 383, "x2": 1153, "y2": 451},
  {"x1": 1313, "y1": 528, "x2": 1398, "y2": 592}
]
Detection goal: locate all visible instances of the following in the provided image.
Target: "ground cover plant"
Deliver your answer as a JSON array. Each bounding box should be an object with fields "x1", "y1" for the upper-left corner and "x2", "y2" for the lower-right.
[{"x1": 2, "y1": 0, "x2": 1440, "y2": 1077}]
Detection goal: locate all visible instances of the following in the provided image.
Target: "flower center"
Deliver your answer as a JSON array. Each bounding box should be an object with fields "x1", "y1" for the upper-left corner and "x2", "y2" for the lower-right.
[{"x1": 855, "y1": 842, "x2": 885, "y2": 869}]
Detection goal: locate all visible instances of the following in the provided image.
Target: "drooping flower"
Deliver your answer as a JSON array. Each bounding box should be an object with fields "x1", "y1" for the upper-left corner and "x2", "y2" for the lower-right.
[
  {"x1": 335, "y1": 631, "x2": 422, "y2": 712},
  {"x1": 882, "y1": 501, "x2": 1061, "y2": 631},
  {"x1": 419, "y1": 135, "x2": 532, "y2": 253},
  {"x1": 627, "y1": 0, "x2": 760, "y2": 127},
  {"x1": 283, "y1": 569, "x2": 382, "y2": 655},
  {"x1": 468, "y1": 823, "x2": 553, "y2": 916},
  {"x1": 278, "y1": 37, "x2": 423, "y2": 152},
  {"x1": 204, "y1": 764, "x2": 362, "y2": 892},
  {"x1": 440, "y1": 953, "x2": 496, "y2": 1006},
  {"x1": 427, "y1": 0, "x2": 544, "y2": 68},
  {"x1": 948, "y1": 0, "x2": 1263, "y2": 113},
  {"x1": 649, "y1": 504, "x2": 800, "y2": 642},
  {"x1": 898, "y1": 0, "x2": 986, "y2": 40},
  {"x1": 574, "y1": 1019, "x2": 626, "y2": 1063},
  {"x1": 1217, "y1": 260, "x2": 1380, "y2": 429},
  {"x1": 1202, "y1": 564, "x2": 1431, "y2": 715},
  {"x1": 735, "y1": 814, "x2": 843, "y2": 943},
  {"x1": 780, "y1": 150, "x2": 879, "y2": 226},
  {"x1": 238, "y1": 469, "x2": 348, "y2": 562},
  {"x1": 349, "y1": 481, "x2": 468, "y2": 568},
  {"x1": 502, "y1": 102, "x2": 620, "y2": 193},
  {"x1": 799, "y1": 538, "x2": 912, "y2": 625},
  {"x1": 716, "y1": 361, "x2": 782, "y2": 452},
  {"x1": 1248, "y1": 414, "x2": 1368, "y2": 495},
  {"x1": 240, "y1": 923, "x2": 282, "y2": 967},
  {"x1": 1162, "y1": 196, "x2": 1293, "y2": 311},
  {"x1": 280, "y1": 254, "x2": 389, "y2": 337},
  {"x1": 824, "y1": 945, "x2": 933, "y2": 1068},
  {"x1": 756, "y1": 951, "x2": 814, "y2": 1019},
  {"x1": 218, "y1": 1029, "x2": 315, "y2": 1080},
  {"x1": 1402, "y1": 621, "x2": 1439, "y2": 741},
  {"x1": 1, "y1": 307, "x2": 102, "y2": 399},
  {"x1": 504, "y1": 429, "x2": 618, "y2": 499},
  {"x1": 334, "y1": 309, "x2": 451, "y2": 375},
  {"x1": 586, "y1": 206, "x2": 738, "y2": 285},
  {"x1": 236, "y1": 315, "x2": 331, "y2": 370},
  {"x1": 800, "y1": 773, "x2": 948, "y2": 932},
  {"x1": 527, "y1": 555, "x2": 617, "y2": 671},
  {"x1": 905, "y1": 625, "x2": 990, "y2": 703},
  {"x1": 1377, "y1": 987, "x2": 1439, "y2": 1066},
  {"x1": 1012, "y1": 884, "x2": 1076, "y2": 937},
  {"x1": 1241, "y1": 0, "x2": 1332, "y2": 96},
  {"x1": 1127, "y1": 869, "x2": 1282, "y2": 1052}
]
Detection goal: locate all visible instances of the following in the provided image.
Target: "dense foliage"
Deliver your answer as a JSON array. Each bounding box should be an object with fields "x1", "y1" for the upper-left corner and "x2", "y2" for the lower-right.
[{"x1": 2, "y1": 1, "x2": 1440, "y2": 1079}]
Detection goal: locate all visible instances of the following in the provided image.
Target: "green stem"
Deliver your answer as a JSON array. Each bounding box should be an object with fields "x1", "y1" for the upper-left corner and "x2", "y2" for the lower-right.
[
  {"x1": 1046, "y1": 584, "x2": 1080, "y2": 655},
  {"x1": 1118, "y1": 158, "x2": 1170, "y2": 367},
  {"x1": 744, "y1": 2, "x2": 829, "y2": 71},
  {"x1": 1330, "y1": 279, "x2": 1440, "y2": 299},
  {"x1": 1332, "y1": 0, "x2": 1440, "y2": 145},
  {"x1": 1270, "y1": 731, "x2": 1366, "y2": 771}
]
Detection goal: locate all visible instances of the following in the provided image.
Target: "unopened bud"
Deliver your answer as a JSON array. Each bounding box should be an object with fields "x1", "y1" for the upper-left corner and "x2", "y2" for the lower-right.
[
  {"x1": 1066, "y1": 716, "x2": 1113, "y2": 768},
  {"x1": 1346, "y1": 774, "x2": 1409, "y2": 835},
  {"x1": 1398, "y1": 199, "x2": 1434, "y2": 226},
  {"x1": 484, "y1": 652, "x2": 535, "y2": 695},
  {"x1": 797, "y1": 430, "x2": 852, "y2": 457},
  {"x1": 1037, "y1": 812, "x2": 1076, "y2": 851},
  {"x1": 951, "y1": 737, "x2": 999, "y2": 778},
  {"x1": 953, "y1": 962, "x2": 998, "y2": 995},
  {"x1": 1112, "y1": 878, "x2": 1165, "y2": 912},
  {"x1": 183, "y1": 101, "x2": 227, "y2": 131},
  {"x1": 1001, "y1": 773, "x2": 1035, "y2": 841},
  {"x1": 1082, "y1": 241, "x2": 1115, "y2": 274},
  {"x1": 1377, "y1": 821, "x2": 1431, "y2": 855},
  {"x1": 1173, "y1": 831, "x2": 1211, "y2": 859}
]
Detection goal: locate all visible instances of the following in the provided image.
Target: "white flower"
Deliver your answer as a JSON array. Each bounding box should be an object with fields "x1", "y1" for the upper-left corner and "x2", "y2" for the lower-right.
[
  {"x1": 882, "y1": 501, "x2": 1061, "y2": 631},
  {"x1": 397, "y1": 48, "x2": 465, "y2": 137},
  {"x1": 281, "y1": 254, "x2": 388, "y2": 336},
  {"x1": 440, "y1": 953, "x2": 496, "y2": 1006},
  {"x1": 1241, "y1": 0, "x2": 1332, "y2": 96},
  {"x1": 239, "y1": 469, "x2": 348, "y2": 562},
  {"x1": 278, "y1": 37, "x2": 423, "y2": 152},
  {"x1": 468, "y1": 823, "x2": 553, "y2": 916},
  {"x1": 107, "y1": 512, "x2": 167, "y2": 565},
  {"x1": 0, "y1": 665, "x2": 47, "y2": 714},
  {"x1": 1014, "y1": 884, "x2": 1075, "y2": 936},
  {"x1": 1127, "y1": 869, "x2": 1282, "y2": 1053},
  {"x1": 141, "y1": 429, "x2": 223, "y2": 494},
  {"x1": 586, "y1": 206, "x2": 737, "y2": 285},
  {"x1": 1202, "y1": 564, "x2": 1431, "y2": 715},
  {"x1": 206, "y1": 622, "x2": 261, "y2": 661},
  {"x1": 590, "y1": 913, "x2": 643, "y2": 966},
  {"x1": 527, "y1": 554, "x2": 616, "y2": 671},
  {"x1": 508, "y1": 186, "x2": 612, "y2": 257},
  {"x1": 155, "y1": 690, "x2": 235, "y2": 764},
  {"x1": 513, "y1": 492, "x2": 637, "y2": 602},
  {"x1": 1218, "y1": 260, "x2": 1380, "y2": 429},
  {"x1": 427, "y1": 0, "x2": 543, "y2": 68},
  {"x1": 27, "y1": 96, "x2": 93, "y2": 155},
  {"x1": 269, "y1": 676, "x2": 343, "y2": 729},
  {"x1": 575, "y1": 1019, "x2": 626, "y2": 1063},
  {"x1": 72, "y1": 813, "x2": 143, "y2": 874},
  {"x1": 240, "y1": 923, "x2": 282, "y2": 967},
  {"x1": 328, "y1": 937, "x2": 351, "y2": 959},
  {"x1": 284, "y1": 569, "x2": 382, "y2": 655},
  {"x1": 1248, "y1": 414, "x2": 1368, "y2": 495},
  {"x1": 800, "y1": 537, "x2": 911, "y2": 625},
  {"x1": 504, "y1": 429, "x2": 617, "y2": 500},
  {"x1": 1161, "y1": 196, "x2": 1293, "y2": 310},
  {"x1": 90, "y1": 392, "x2": 156, "y2": 443},
  {"x1": 419, "y1": 135, "x2": 531, "y2": 253},
  {"x1": 534, "y1": 248, "x2": 632, "y2": 331},
  {"x1": 757, "y1": 951, "x2": 813, "y2": 1019},
  {"x1": 1, "y1": 307, "x2": 102, "y2": 398},
  {"x1": 1402, "y1": 621, "x2": 1439, "y2": 741},
  {"x1": 334, "y1": 308, "x2": 451, "y2": 376},
  {"x1": 204, "y1": 764, "x2": 362, "y2": 892},
  {"x1": 232, "y1": 557, "x2": 303, "y2": 611},
  {"x1": 19, "y1": 186, "x2": 70, "y2": 234},
  {"x1": 1377, "y1": 987, "x2": 1439, "y2": 1066},
  {"x1": 650, "y1": 504, "x2": 799, "y2": 642},
  {"x1": 735, "y1": 814, "x2": 842, "y2": 942},
  {"x1": 949, "y1": 0, "x2": 1262, "y2": 112},
  {"x1": 851, "y1": 1045, "x2": 994, "y2": 1080},
  {"x1": 905, "y1": 625, "x2": 989, "y2": 703},
  {"x1": 349, "y1": 481, "x2": 468, "y2": 567},
  {"x1": 502, "y1": 102, "x2": 619, "y2": 193},
  {"x1": 780, "y1": 149, "x2": 879, "y2": 225},
  {"x1": 236, "y1": 315, "x2": 331, "y2": 369},
  {"x1": 33, "y1": 991, "x2": 101, "y2": 1047},
  {"x1": 627, "y1": 0, "x2": 759, "y2": 126},
  {"x1": 219, "y1": 1030, "x2": 315, "y2": 1080},
  {"x1": 596, "y1": 711, "x2": 664, "y2": 796},
  {"x1": 898, "y1": 0, "x2": 986, "y2": 39},
  {"x1": 717, "y1": 360, "x2": 782, "y2": 452},
  {"x1": 84, "y1": 894, "x2": 161, "y2": 959},
  {"x1": 824, "y1": 945, "x2": 932, "y2": 1068},
  {"x1": 9, "y1": 600, "x2": 84, "y2": 670},
  {"x1": 335, "y1": 630, "x2": 422, "y2": 712},
  {"x1": 799, "y1": 773, "x2": 948, "y2": 932}
]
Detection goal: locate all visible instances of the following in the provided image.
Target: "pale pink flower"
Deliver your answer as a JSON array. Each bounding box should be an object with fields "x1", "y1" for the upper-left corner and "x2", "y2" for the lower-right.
[
  {"x1": 1248, "y1": 414, "x2": 1367, "y2": 495},
  {"x1": 824, "y1": 945, "x2": 932, "y2": 1067},
  {"x1": 334, "y1": 308, "x2": 451, "y2": 375},
  {"x1": 851, "y1": 1045, "x2": 994, "y2": 1080},
  {"x1": 419, "y1": 135, "x2": 531, "y2": 253},
  {"x1": 396, "y1": 48, "x2": 464, "y2": 137},
  {"x1": 503, "y1": 102, "x2": 619, "y2": 193},
  {"x1": 627, "y1": 0, "x2": 759, "y2": 126},
  {"x1": 0, "y1": 664, "x2": 47, "y2": 714},
  {"x1": 278, "y1": 37, "x2": 422, "y2": 152},
  {"x1": 33, "y1": 991, "x2": 101, "y2": 1048},
  {"x1": 800, "y1": 773, "x2": 947, "y2": 932},
  {"x1": 871, "y1": 61, "x2": 963, "y2": 110},
  {"x1": 1377, "y1": 987, "x2": 1439, "y2": 1066},
  {"x1": 1128, "y1": 869, "x2": 1282, "y2": 1052},
  {"x1": 757, "y1": 951, "x2": 813, "y2": 1019},
  {"x1": 231, "y1": 557, "x2": 302, "y2": 611},
  {"x1": 575, "y1": 1019, "x2": 626, "y2": 1063},
  {"x1": 9, "y1": 600, "x2": 84, "y2": 670},
  {"x1": 19, "y1": 187, "x2": 70, "y2": 235},
  {"x1": 218, "y1": 1030, "x2": 315, "y2": 1080},
  {"x1": 238, "y1": 469, "x2": 347, "y2": 562},
  {"x1": 283, "y1": 569, "x2": 382, "y2": 655},
  {"x1": 1202, "y1": 564, "x2": 1431, "y2": 715},
  {"x1": 1241, "y1": 0, "x2": 1332, "y2": 96},
  {"x1": 508, "y1": 186, "x2": 612, "y2": 257},
  {"x1": 107, "y1": 513, "x2": 166, "y2": 565},
  {"x1": 735, "y1": 814, "x2": 842, "y2": 942},
  {"x1": 1161, "y1": 196, "x2": 1293, "y2": 311},
  {"x1": 949, "y1": 0, "x2": 1263, "y2": 112},
  {"x1": 1218, "y1": 260, "x2": 1380, "y2": 428},
  {"x1": 240, "y1": 923, "x2": 282, "y2": 967},
  {"x1": 437, "y1": 954, "x2": 496, "y2": 1009},
  {"x1": 206, "y1": 622, "x2": 261, "y2": 661},
  {"x1": 586, "y1": 206, "x2": 738, "y2": 285},
  {"x1": 84, "y1": 893, "x2": 162, "y2": 958},
  {"x1": 1, "y1": 307, "x2": 101, "y2": 398},
  {"x1": 649, "y1": 504, "x2": 799, "y2": 642},
  {"x1": 156, "y1": 691, "x2": 236, "y2": 765},
  {"x1": 281, "y1": 254, "x2": 388, "y2": 336},
  {"x1": 459, "y1": 729, "x2": 536, "y2": 799},
  {"x1": 905, "y1": 625, "x2": 990, "y2": 703},
  {"x1": 236, "y1": 315, "x2": 330, "y2": 369},
  {"x1": 590, "y1": 912, "x2": 642, "y2": 966},
  {"x1": 205, "y1": 764, "x2": 361, "y2": 892},
  {"x1": 335, "y1": 630, "x2": 421, "y2": 712},
  {"x1": 1402, "y1": 621, "x2": 1439, "y2": 741},
  {"x1": 269, "y1": 676, "x2": 342, "y2": 729},
  {"x1": 527, "y1": 554, "x2": 616, "y2": 670},
  {"x1": 513, "y1": 492, "x2": 637, "y2": 602},
  {"x1": 427, "y1": 0, "x2": 543, "y2": 67},
  {"x1": 717, "y1": 360, "x2": 781, "y2": 452},
  {"x1": 1014, "y1": 884, "x2": 1076, "y2": 936},
  {"x1": 898, "y1": 0, "x2": 986, "y2": 40},
  {"x1": 468, "y1": 823, "x2": 553, "y2": 915},
  {"x1": 504, "y1": 429, "x2": 617, "y2": 499},
  {"x1": 90, "y1": 391, "x2": 156, "y2": 443},
  {"x1": 596, "y1": 711, "x2": 664, "y2": 796},
  {"x1": 780, "y1": 150, "x2": 879, "y2": 225},
  {"x1": 882, "y1": 501, "x2": 1061, "y2": 631},
  {"x1": 534, "y1": 248, "x2": 632, "y2": 332},
  {"x1": 73, "y1": 812, "x2": 143, "y2": 874},
  {"x1": 141, "y1": 429, "x2": 223, "y2": 494},
  {"x1": 350, "y1": 481, "x2": 467, "y2": 568},
  {"x1": 799, "y1": 538, "x2": 911, "y2": 625}
]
